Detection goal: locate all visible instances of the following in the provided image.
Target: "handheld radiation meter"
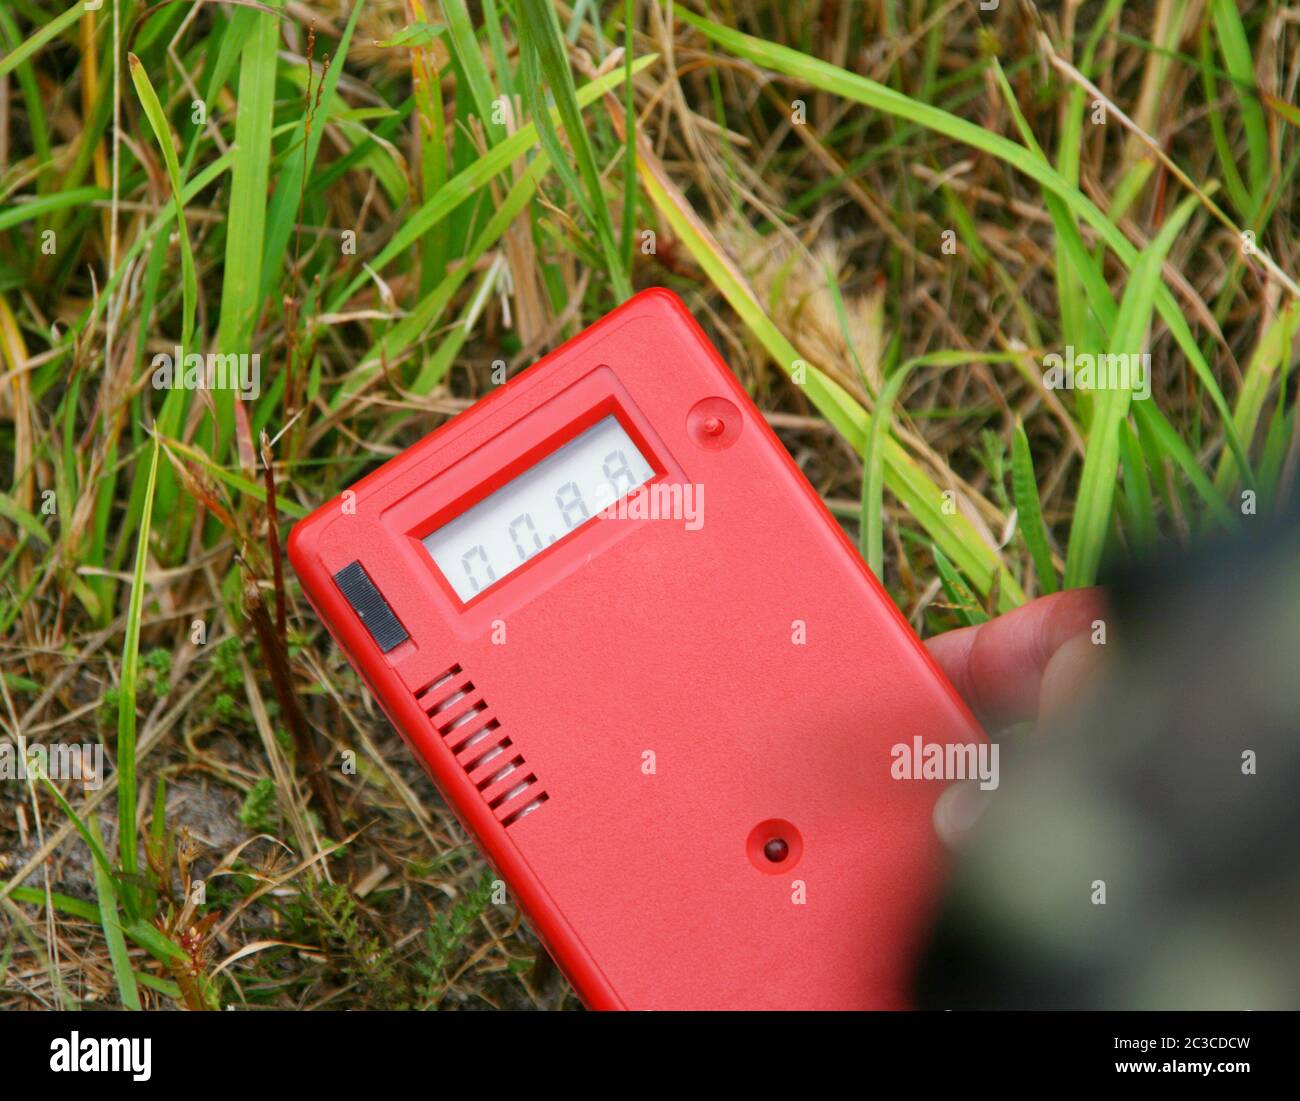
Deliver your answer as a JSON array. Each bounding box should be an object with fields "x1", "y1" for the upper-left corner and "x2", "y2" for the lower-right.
[{"x1": 289, "y1": 288, "x2": 983, "y2": 1010}]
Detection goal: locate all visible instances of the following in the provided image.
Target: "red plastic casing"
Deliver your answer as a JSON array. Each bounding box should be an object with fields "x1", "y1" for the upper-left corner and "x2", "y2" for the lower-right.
[{"x1": 288, "y1": 288, "x2": 983, "y2": 1010}]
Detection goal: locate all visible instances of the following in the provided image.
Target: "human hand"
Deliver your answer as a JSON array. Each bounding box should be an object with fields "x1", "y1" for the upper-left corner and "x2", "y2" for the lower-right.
[{"x1": 924, "y1": 588, "x2": 1108, "y2": 845}]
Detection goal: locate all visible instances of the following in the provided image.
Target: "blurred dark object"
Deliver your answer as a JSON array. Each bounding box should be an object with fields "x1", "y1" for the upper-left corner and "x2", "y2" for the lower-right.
[{"x1": 916, "y1": 506, "x2": 1300, "y2": 1009}]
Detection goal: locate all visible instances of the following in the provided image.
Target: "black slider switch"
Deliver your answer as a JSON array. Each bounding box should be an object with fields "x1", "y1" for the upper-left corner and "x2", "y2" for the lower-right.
[{"x1": 332, "y1": 561, "x2": 409, "y2": 653}]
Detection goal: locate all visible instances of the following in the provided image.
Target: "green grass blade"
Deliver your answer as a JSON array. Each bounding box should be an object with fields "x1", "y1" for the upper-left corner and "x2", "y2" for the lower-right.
[
  {"x1": 34, "y1": 774, "x2": 117, "y2": 884},
  {"x1": 441, "y1": 0, "x2": 505, "y2": 145},
  {"x1": 517, "y1": 0, "x2": 632, "y2": 301},
  {"x1": 118, "y1": 435, "x2": 162, "y2": 915},
  {"x1": 8, "y1": 891, "x2": 190, "y2": 972},
  {"x1": 1051, "y1": 0, "x2": 1125, "y2": 348},
  {"x1": 335, "y1": 152, "x2": 550, "y2": 406},
  {"x1": 860, "y1": 370, "x2": 909, "y2": 578},
  {"x1": 0, "y1": 187, "x2": 109, "y2": 232},
  {"x1": 1065, "y1": 195, "x2": 1199, "y2": 587},
  {"x1": 134, "y1": 972, "x2": 182, "y2": 999},
  {"x1": 992, "y1": 53, "x2": 1255, "y2": 498},
  {"x1": 9, "y1": 886, "x2": 100, "y2": 922},
  {"x1": 1210, "y1": 0, "x2": 1269, "y2": 199},
  {"x1": 181, "y1": 10, "x2": 255, "y2": 177},
  {"x1": 259, "y1": 0, "x2": 365, "y2": 311},
  {"x1": 675, "y1": 6, "x2": 1112, "y2": 235},
  {"x1": 517, "y1": 34, "x2": 599, "y2": 247},
  {"x1": 326, "y1": 54, "x2": 654, "y2": 313},
  {"x1": 409, "y1": 0, "x2": 449, "y2": 293},
  {"x1": 686, "y1": 6, "x2": 1255, "y2": 490},
  {"x1": 128, "y1": 53, "x2": 197, "y2": 353},
  {"x1": 41, "y1": 150, "x2": 238, "y2": 375},
  {"x1": 1198, "y1": 21, "x2": 1253, "y2": 217},
  {"x1": 481, "y1": 0, "x2": 516, "y2": 100},
  {"x1": 413, "y1": 262, "x2": 501, "y2": 396},
  {"x1": 931, "y1": 544, "x2": 989, "y2": 627},
  {"x1": 0, "y1": 5, "x2": 51, "y2": 169},
  {"x1": 1214, "y1": 300, "x2": 1300, "y2": 492},
  {"x1": 0, "y1": 490, "x2": 52, "y2": 545},
  {"x1": 213, "y1": 1, "x2": 282, "y2": 456},
  {"x1": 619, "y1": 0, "x2": 636, "y2": 272},
  {"x1": 0, "y1": 1, "x2": 82, "y2": 80},
  {"x1": 1129, "y1": 400, "x2": 1234, "y2": 525},
  {"x1": 122, "y1": 920, "x2": 189, "y2": 966},
  {"x1": 637, "y1": 142, "x2": 1022, "y2": 608},
  {"x1": 861, "y1": 351, "x2": 1016, "y2": 579},
  {"x1": 1011, "y1": 421, "x2": 1058, "y2": 594},
  {"x1": 1118, "y1": 416, "x2": 1157, "y2": 551},
  {"x1": 9, "y1": 886, "x2": 192, "y2": 970},
  {"x1": 88, "y1": 817, "x2": 141, "y2": 1010},
  {"x1": 156, "y1": 435, "x2": 308, "y2": 518}
]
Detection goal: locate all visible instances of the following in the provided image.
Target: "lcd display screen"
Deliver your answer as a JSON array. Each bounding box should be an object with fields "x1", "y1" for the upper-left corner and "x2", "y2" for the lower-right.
[{"x1": 422, "y1": 415, "x2": 654, "y2": 601}]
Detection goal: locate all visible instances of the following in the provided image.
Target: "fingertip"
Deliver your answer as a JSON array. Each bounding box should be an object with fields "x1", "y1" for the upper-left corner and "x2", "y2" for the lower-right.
[
  {"x1": 1038, "y1": 631, "x2": 1107, "y2": 724},
  {"x1": 933, "y1": 779, "x2": 991, "y2": 849}
]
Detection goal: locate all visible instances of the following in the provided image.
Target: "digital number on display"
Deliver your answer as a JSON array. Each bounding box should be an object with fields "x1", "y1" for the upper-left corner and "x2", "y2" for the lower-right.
[{"x1": 422, "y1": 416, "x2": 655, "y2": 601}]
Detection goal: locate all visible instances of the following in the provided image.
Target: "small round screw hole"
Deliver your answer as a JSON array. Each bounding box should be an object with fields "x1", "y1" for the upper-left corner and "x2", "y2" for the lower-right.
[
  {"x1": 688, "y1": 398, "x2": 742, "y2": 450},
  {"x1": 748, "y1": 818, "x2": 801, "y2": 873}
]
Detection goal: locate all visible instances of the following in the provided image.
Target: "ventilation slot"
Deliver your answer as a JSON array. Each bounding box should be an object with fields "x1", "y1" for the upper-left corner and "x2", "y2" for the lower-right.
[
  {"x1": 500, "y1": 791, "x2": 549, "y2": 827},
  {"x1": 458, "y1": 723, "x2": 507, "y2": 772},
  {"x1": 415, "y1": 663, "x2": 548, "y2": 828}
]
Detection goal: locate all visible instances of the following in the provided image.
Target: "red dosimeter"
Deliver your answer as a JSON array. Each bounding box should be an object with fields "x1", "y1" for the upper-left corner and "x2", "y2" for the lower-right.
[{"x1": 289, "y1": 288, "x2": 983, "y2": 1009}]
